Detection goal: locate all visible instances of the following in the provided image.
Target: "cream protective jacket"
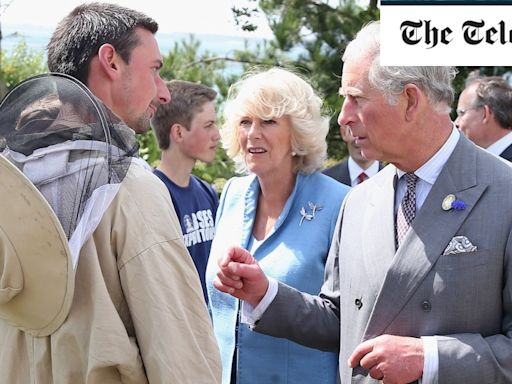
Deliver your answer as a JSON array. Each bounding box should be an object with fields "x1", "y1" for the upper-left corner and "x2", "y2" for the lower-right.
[{"x1": 0, "y1": 162, "x2": 221, "y2": 383}]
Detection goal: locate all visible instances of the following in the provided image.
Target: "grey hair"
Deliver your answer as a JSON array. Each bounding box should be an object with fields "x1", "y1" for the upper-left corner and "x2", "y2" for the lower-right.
[
  {"x1": 222, "y1": 67, "x2": 329, "y2": 174},
  {"x1": 343, "y1": 21, "x2": 457, "y2": 113},
  {"x1": 471, "y1": 77, "x2": 512, "y2": 129}
]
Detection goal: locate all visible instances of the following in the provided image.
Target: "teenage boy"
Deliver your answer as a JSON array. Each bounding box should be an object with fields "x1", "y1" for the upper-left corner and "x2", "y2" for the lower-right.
[{"x1": 151, "y1": 80, "x2": 220, "y2": 302}]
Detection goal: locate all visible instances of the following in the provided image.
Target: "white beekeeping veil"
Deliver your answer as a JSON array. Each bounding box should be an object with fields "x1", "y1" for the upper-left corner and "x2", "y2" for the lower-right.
[{"x1": 0, "y1": 73, "x2": 140, "y2": 268}]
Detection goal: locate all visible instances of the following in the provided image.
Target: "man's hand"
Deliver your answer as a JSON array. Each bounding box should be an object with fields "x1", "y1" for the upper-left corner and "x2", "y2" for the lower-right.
[
  {"x1": 212, "y1": 246, "x2": 269, "y2": 307},
  {"x1": 348, "y1": 335, "x2": 424, "y2": 384}
]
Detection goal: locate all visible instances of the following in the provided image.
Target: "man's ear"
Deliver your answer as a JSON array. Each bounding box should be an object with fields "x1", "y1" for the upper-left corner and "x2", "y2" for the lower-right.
[
  {"x1": 482, "y1": 105, "x2": 492, "y2": 124},
  {"x1": 170, "y1": 123, "x2": 185, "y2": 143},
  {"x1": 97, "y1": 44, "x2": 119, "y2": 80},
  {"x1": 403, "y1": 84, "x2": 422, "y2": 122}
]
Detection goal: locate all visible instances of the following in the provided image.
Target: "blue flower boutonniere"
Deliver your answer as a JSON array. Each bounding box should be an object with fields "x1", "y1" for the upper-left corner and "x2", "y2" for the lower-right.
[
  {"x1": 451, "y1": 199, "x2": 467, "y2": 211},
  {"x1": 442, "y1": 194, "x2": 467, "y2": 211}
]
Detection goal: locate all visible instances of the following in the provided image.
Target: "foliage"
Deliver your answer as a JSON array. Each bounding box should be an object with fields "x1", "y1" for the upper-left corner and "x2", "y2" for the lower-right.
[
  {"x1": 137, "y1": 131, "x2": 162, "y2": 166},
  {"x1": 193, "y1": 147, "x2": 235, "y2": 194},
  {"x1": 159, "y1": 35, "x2": 240, "y2": 99},
  {"x1": 0, "y1": 40, "x2": 46, "y2": 98}
]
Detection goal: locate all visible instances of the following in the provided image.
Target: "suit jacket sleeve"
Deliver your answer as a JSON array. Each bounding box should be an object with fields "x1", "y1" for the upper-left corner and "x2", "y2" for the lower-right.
[{"x1": 253, "y1": 202, "x2": 344, "y2": 352}]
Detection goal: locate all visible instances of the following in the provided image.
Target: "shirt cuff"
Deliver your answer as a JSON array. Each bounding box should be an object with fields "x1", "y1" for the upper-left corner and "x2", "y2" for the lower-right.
[
  {"x1": 241, "y1": 277, "x2": 278, "y2": 326},
  {"x1": 420, "y1": 336, "x2": 439, "y2": 384}
]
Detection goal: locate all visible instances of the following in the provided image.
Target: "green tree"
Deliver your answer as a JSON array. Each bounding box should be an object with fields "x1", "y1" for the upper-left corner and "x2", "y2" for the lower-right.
[{"x1": 0, "y1": 40, "x2": 46, "y2": 98}]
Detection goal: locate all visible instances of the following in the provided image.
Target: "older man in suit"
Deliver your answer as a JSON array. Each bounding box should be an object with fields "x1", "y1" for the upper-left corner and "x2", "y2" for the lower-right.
[
  {"x1": 323, "y1": 124, "x2": 383, "y2": 186},
  {"x1": 212, "y1": 20, "x2": 512, "y2": 384},
  {"x1": 455, "y1": 76, "x2": 512, "y2": 162}
]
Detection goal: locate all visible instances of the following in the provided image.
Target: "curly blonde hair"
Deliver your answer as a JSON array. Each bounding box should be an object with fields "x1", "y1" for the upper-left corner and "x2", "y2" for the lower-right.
[{"x1": 222, "y1": 67, "x2": 329, "y2": 174}]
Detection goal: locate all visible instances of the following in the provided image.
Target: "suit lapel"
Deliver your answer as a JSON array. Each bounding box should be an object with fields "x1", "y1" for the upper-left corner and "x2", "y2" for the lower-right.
[
  {"x1": 361, "y1": 165, "x2": 397, "y2": 294},
  {"x1": 340, "y1": 160, "x2": 351, "y2": 186},
  {"x1": 499, "y1": 143, "x2": 512, "y2": 162},
  {"x1": 363, "y1": 136, "x2": 488, "y2": 339}
]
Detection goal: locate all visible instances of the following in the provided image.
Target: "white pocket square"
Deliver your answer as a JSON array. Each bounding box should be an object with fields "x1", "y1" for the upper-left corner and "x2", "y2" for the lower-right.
[{"x1": 443, "y1": 236, "x2": 477, "y2": 255}]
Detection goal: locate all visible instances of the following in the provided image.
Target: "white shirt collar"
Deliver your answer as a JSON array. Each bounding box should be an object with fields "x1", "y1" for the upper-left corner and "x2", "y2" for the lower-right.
[
  {"x1": 397, "y1": 126, "x2": 460, "y2": 185},
  {"x1": 348, "y1": 156, "x2": 380, "y2": 186},
  {"x1": 486, "y1": 131, "x2": 512, "y2": 156}
]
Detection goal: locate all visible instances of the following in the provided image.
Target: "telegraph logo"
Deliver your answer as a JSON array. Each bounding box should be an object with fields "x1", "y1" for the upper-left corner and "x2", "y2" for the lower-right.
[{"x1": 380, "y1": 0, "x2": 512, "y2": 65}]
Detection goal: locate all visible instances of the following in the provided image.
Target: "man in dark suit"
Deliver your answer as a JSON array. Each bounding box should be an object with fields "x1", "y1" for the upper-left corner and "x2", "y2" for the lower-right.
[
  {"x1": 323, "y1": 124, "x2": 383, "y2": 186},
  {"x1": 212, "y1": 20, "x2": 512, "y2": 384},
  {"x1": 455, "y1": 76, "x2": 512, "y2": 161}
]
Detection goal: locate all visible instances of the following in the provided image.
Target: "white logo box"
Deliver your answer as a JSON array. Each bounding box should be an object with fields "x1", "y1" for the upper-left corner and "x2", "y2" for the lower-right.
[{"x1": 381, "y1": 1, "x2": 512, "y2": 65}]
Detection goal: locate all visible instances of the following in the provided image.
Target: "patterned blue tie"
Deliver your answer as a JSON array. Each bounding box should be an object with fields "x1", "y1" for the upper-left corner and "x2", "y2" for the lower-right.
[{"x1": 396, "y1": 173, "x2": 418, "y2": 248}]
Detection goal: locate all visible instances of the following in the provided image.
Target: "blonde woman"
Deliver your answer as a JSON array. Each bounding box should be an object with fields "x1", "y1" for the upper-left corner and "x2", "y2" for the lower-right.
[{"x1": 206, "y1": 67, "x2": 349, "y2": 384}]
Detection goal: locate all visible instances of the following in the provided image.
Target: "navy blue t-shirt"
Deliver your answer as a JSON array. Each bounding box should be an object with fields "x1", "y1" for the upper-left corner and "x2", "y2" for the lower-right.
[{"x1": 154, "y1": 169, "x2": 218, "y2": 303}]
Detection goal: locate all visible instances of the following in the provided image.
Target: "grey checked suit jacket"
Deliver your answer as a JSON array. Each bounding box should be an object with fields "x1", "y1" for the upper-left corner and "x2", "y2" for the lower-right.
[{"x1": 255, "y1": 135, "x2": 512, "y2": 383}]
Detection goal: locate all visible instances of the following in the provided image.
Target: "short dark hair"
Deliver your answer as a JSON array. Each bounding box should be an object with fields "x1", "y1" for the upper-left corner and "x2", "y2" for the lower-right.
[
  {"x1": 151, "y1": 80, "x2": 217, "y2": 150},
  {"x1": 471, "y1": 77, "x2": 512, "y2": 129},
  {"x1": 47, "y1": 2, "x2": 158, "y2": 84}
]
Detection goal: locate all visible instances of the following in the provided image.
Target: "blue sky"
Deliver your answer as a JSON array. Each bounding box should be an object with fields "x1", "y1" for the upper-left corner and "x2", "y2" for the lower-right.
[{"x1": 1, "y1": 0, "x2": 274, "y2": 38}]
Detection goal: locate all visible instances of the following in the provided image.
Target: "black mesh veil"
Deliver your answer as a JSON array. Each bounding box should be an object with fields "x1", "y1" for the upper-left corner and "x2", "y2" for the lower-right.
[{"x1": 0, "y1": 73, "x2": 139, "y2": 243}]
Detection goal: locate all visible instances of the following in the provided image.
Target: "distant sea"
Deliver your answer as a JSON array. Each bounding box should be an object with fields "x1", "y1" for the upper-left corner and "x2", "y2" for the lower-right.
[{"x1": 1, "y1": 23, "x2": 269, "y2": 67}]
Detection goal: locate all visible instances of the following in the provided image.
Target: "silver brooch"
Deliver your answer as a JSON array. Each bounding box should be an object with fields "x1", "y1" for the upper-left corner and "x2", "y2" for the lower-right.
[
  {"x1": 442, "y1": 194, "x2": 467, "y2": 211},
  {"x1": 442, "y1": 194, "x2": 456, "y2": 211},
  {"x1": 299, "y1": 201, "x2": 323, "y2": 226}
]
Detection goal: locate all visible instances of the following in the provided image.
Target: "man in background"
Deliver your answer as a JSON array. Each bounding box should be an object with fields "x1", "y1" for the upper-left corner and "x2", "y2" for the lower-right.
[
  {"x1": 0, "y1": 3, "x2": 221, "y2": 383},
  {"x1": 455, "y1": 76, "x2": 512, "y2": 161},
  {"x1": 323, "y1": 124, "x2": 383, "y2": 185},
  {"x1": 151, "y1": 80, "x2": 220, "y2": 303}
]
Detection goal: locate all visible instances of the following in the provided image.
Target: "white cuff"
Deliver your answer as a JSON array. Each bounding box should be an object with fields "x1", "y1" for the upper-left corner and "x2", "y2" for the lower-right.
[
  {"x1": 241, "y1": 277, "x2": 278, "y2": 326},
  {"x1": 420, "y1": 336, "x2": 439, "y2": 384}
]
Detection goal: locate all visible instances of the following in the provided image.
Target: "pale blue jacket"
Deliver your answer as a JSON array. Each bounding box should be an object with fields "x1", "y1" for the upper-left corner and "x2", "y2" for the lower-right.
[{"x1": 206, "y1": 172, "x2": 349, "y2": 384}]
